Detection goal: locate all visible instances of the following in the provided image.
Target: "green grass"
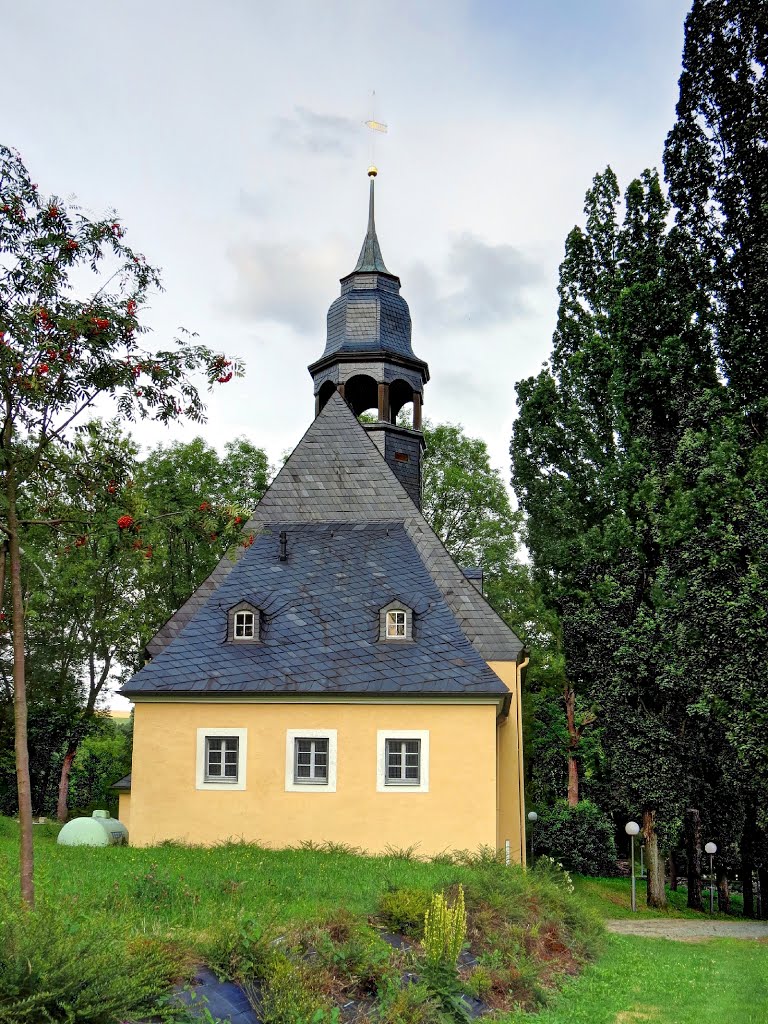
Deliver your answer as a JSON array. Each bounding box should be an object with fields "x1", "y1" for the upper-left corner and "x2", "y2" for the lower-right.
[
  {"x1": 572, "y1": 874, "x2": 743, "y2": 920},
  {"x1": 503, "y1": 933, "x2": 768, "y2": 1024},
  {"x1": 3, "y1": 821, "x2": 765, "y2": 1022},
  {"x1": 0, "y1": 822, "x2": 479, "y2": 944}
]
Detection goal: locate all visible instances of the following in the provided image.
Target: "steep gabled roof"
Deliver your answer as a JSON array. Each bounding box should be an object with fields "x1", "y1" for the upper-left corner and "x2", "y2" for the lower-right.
[
  {"x1": 143, "y1": 392, "x2": 522, "y2": 670},
  {"x1": 123, "y1": 522, "x2": 508, "y2": 697}
]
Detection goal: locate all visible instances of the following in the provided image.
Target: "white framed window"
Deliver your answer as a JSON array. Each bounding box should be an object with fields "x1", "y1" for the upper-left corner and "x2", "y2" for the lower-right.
[
  {"x1": 294, "y1": 737, "x2": 329, "y2": 784},
  {"x1": 285, "y1": 729, "x2": 337, "y2": 792},
  {"x1": 196, "y1": 728, "x2": 247, "y2": 791},
  {"x1": 234, "y1": 610, "x2": 255, "y2": 640},
  {"x1": 379, "y1": 601, "x2": 413, "y2": 641},
  {"x1": 376, "y1": 729, "x2": 429, "y2": 793},
  {"x1": 228, "y1": 601, "x2": 260, "y2": 643},
  {"x1": 386, "y1": 610, "x2": 407, "y2": 638},
  {"x1": 385, "y1": 738, "x2": 421, "y2": 784}
]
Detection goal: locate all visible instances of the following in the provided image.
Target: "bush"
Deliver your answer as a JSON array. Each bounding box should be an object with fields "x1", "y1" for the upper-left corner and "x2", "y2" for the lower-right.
[
  {"x1": 532, "y1": 801, "x2": 617, "y2": 876},
  {"x1": 378, "y1": 886, "x2": 432, "y2": 937},
  {"x1": 0, "y1": 909, "x2": 185, "y2": 1023}
]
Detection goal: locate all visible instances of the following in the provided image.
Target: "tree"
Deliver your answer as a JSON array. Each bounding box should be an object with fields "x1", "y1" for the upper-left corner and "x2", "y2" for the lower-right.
[
  {"x1": 135, "y1": 436, "x2": 269, "y2": 639},
  {"x1": 512, "y1": 167, "x2": 720, "y2": 906},
  {"x1": 420, "y1": 420, "x2": 527, "y2": 616},
  {"x1": 664, "y1": 0, "x2": 768, "y2": 847},
  {"x1": 0, "y1": 145, "x2": 242, "y2": 905}
]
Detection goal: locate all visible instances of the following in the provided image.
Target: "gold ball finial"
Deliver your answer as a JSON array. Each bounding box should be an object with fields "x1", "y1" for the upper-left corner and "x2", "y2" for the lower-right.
[{"x1": 367, "y1": 165, "x2": 378, "y2": 178}]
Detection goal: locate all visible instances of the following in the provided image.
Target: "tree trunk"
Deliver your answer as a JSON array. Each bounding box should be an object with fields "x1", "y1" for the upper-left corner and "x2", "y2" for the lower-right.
[
  {"x1": 643, "y1": 809, "x2": 667, "y2": 908},
  {"x1": 685, "y1": 807, "x2": 703, "y2": 911},
  {"x1": 56, "y1": 743, "x2": 78, "y2": 823},
  {"x1": 564, "y1": 685, "x2": 579, "y2": 807},
  {"x1": 669, "y1": 850, "x2": 678, "y2": 891},
  {"x1": 716, "y1": 867, "x2": 730, "y2": 915},
  {"x1": 741, "y1": 805, "x2": 756, "y2": 919},
  {"x1": 758, "y1": 866, "x2": 768, "y2": 921},
  {"x1": 7, "y1": 473, "x2": 34, "y2": 907}
]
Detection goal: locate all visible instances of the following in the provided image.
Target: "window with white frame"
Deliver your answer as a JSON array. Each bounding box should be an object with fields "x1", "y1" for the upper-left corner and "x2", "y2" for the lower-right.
[
  {"x1": 385, "y1": 738, "x2": 420, "y2": 784},
  {"x1": 205, "y1": 736, "x2": 239, "y2": 782},
  {"x1": 196, "y1": 728, "x2": 247, "y2": 791},
  {"x1": 385, "y1": 610, "x2": 407, "y2": 639},
  {"x1": 234, "y1": 610, "x2": 255, "y2": 640},
  {"x1": 376, "y1": 730, "x2": 429, "y2": 793},
  {"x1": 294, "y1": 737, "x2": 329, "y2": 784},
  {"x1": 227, "y1": 601, "x2": 260, "y2": 643},
  {"x1": 285, "y1": 729, "x2": 337, "y2": 792},
  {"x1": 379, "y1": 601, "x2": 413, "y2": 642}
]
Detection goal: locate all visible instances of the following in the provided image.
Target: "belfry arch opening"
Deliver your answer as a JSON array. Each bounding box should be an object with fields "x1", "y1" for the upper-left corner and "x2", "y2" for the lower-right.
[
  {"x1": 345, "y1": 374, "x2": 378, "y2": 417},
  {"x1": 317, "y1": 380, "x2": 337, "y2": 413}
]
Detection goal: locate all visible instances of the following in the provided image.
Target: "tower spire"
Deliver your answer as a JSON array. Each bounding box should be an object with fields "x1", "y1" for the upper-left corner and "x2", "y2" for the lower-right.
[{"x1": 352, "y1": 167, "x2": 390, "y2": 274}]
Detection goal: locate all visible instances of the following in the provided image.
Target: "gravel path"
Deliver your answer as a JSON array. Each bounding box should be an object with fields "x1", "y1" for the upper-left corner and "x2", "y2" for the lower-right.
[{"x1": 606, "y1": 918, "x2": 768, "y2": 941}]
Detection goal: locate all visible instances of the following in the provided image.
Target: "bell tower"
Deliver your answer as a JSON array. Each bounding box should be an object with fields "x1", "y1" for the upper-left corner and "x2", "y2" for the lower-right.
[{"x1": 308, "y1": 168, "x2": 429, "y2": 507}]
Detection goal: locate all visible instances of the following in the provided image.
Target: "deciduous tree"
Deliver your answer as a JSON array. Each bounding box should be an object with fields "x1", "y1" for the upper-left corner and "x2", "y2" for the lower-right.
[{"x1": 0, "y1": 145, "x2": 242, "y2": 905}]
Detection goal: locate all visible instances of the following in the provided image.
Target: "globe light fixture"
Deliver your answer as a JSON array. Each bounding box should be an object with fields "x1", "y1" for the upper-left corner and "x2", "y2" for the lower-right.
[
  {"x1": 705, "y1": 841, "x2": 718, "y2": 913},
  {"x1": 526, "y1": 811, "x2": 539, "y2": 865},
  {"x1": 625, "y1": 821, "x2": 641, "y2": 911}
]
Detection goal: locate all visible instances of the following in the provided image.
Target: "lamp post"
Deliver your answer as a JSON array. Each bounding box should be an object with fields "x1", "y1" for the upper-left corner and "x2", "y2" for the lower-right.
[
  {"x1": 625, "y1": 821, "x2": 640, "y2": 912},
  {"x1": 527, "y1": 811, "x2": 538, "y2": 865},
  {"x1": 705, "y1": 842, "x2": 717, "y2": 914}
]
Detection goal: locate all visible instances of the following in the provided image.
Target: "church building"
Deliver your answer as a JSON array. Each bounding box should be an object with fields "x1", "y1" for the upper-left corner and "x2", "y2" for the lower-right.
[{"x1": 118, "y1": 170, "x2": 528, "y2": 859}]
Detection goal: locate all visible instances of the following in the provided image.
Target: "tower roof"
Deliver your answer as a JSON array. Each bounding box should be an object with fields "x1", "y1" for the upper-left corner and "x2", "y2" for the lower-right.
[
  {"x1": 351, "y1": 174, "x2": 391, "y2": 275},
  {"x1": 311, "y1": 172, "x2": 424, "y2": 367}
]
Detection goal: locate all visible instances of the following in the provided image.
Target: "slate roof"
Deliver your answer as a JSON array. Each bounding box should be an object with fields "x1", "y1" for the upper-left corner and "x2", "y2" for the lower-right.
[
  {"x1": 144, "y1": 393, "x2": 523, "y2": 669},
  {"x1": 123, "y1": 522, "x2": 508, "y2": 697},
  {"x1": 316, "y1": 176, "x2": 420, "y2": 363},
  {"x1": 352, "y1": 177, "x2": 391, "y2": 275},
  {"x1": 111, "y1": 774, "x2": 131, "y2": 790}
]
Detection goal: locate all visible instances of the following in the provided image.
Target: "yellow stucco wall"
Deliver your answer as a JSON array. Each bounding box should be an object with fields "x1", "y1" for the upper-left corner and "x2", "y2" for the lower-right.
[
  {"x1": 118, "y1": 791, "x2": 131, "y2": 833},
  {"x1": 128, "y1": 700, "x2": 513, "y2": 856},
  {"x1": 488, "y1": 661, "x2": 526, "y2": 865}
]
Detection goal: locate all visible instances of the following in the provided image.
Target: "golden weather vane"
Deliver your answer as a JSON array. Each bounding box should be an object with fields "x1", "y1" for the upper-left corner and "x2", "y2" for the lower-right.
[{"x1": 364, "y1": 89, "x2": 388, "y2": 176}]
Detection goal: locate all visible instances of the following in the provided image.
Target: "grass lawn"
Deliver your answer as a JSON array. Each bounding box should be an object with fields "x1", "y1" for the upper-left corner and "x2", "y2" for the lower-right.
[
  {"x1": 2, "y1": 822, "x2": 766, "y2": 1023},
  {"x1": 0, "y1": 823, "x2": 481, "y2": 941},
  {"x1": 504, "y1": 933, "x2": 768, "y2": 1024},
  {"x1": 572, "y1": 874, "x2": 744, "y2": 920}
]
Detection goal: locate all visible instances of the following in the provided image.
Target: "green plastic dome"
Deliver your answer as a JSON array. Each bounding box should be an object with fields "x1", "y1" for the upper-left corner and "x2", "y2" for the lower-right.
[{"x1": 57, "y1": 809, "x2": 128, "y2": 847}]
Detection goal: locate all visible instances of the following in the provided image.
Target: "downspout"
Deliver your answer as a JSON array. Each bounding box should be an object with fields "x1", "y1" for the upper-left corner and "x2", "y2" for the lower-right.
[{"x1": 516, "y1": 650, "x2": 530, "y2": 866}]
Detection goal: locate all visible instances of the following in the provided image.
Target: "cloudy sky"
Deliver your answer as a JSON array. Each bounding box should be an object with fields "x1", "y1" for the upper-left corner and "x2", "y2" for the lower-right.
[{"x1": 4, "y1": 0, "x2": 691, "y2": 477}]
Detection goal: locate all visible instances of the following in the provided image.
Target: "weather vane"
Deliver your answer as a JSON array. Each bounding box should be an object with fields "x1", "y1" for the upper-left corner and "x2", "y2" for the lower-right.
[{"x1": 364, "y1": 90, "x2": 387, "y2": 176}]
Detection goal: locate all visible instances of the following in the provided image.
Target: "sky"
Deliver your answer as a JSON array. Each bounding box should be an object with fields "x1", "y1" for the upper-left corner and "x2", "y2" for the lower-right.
[{"x1": 3, "y1": 0, "x2": 693, "y2": 481}]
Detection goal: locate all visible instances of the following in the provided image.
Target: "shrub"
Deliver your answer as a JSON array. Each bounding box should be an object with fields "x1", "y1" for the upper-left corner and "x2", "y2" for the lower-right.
[
  {"x1": 532, "y1": 801, "x2": 617, "y2": 876},
  {"x1": 245, "y1": 954, "x2": 327, "y2": 1024},
  {"x1": 0, "y1": 910, "x2": 185, "y2": 1023},
  {"x1": 374, "y1": 979, "x2": 448, "y2": 1024},
  {"x1": 206, "y1": 919, "x2": 272, "y2": 982},
  {"x1": 378, "y1": 886, "x2": 432, "y2": 937}
]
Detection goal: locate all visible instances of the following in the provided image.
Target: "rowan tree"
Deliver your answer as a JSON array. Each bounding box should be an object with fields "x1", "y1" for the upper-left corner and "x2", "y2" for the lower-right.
[{"x1": 0, "y1": 144, "x2": 242, "y2": 905}]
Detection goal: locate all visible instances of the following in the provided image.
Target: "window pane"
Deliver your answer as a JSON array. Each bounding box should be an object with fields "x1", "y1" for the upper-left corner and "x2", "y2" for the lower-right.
[
  {"x1": 207, "y1": 736, "x2": 238, "y2": 781},
  {"x1": 385, "y1": 739, "x2": 420, "y2": 784},
  {"x1": 234, "y1": 611, "x2": 255, "y2": 638},
  {"x1": 386, "y1": 610, "x2": 408, "y2": 638}
]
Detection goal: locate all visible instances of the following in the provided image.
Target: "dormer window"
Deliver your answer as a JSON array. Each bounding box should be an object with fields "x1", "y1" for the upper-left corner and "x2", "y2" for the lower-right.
[
  {"x1": 228, "y1": 601, "x2": 261, "y2": 643},
  {"x1": 379, "y1": 601, "x2": 413, "y2": 642}
]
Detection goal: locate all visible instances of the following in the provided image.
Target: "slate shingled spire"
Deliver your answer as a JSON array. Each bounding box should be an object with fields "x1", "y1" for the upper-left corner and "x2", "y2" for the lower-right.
[
  {"x1": 308, "y1": 169, "x2": 430, "y2": 507},
  {"x1": 352, "y1": 172, "x2": 390, "y2": 274}
]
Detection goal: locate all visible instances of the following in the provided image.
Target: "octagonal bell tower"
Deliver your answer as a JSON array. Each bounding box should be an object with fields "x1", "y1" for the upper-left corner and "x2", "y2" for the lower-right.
[{"x1": 308, "y1": 169, "x2": 430, "y2": 507}]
